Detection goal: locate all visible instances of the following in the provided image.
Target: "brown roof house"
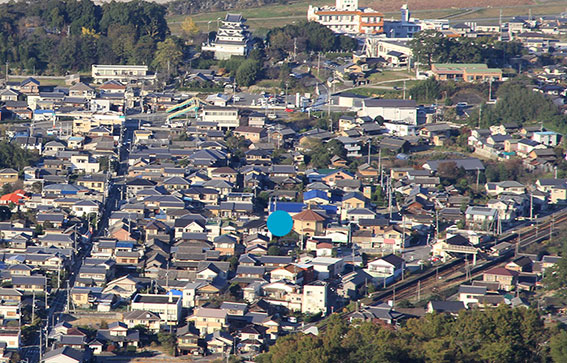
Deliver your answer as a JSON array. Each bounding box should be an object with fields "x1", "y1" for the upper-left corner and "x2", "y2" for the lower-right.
[
  {"x1": 483, "y1": 267, "x2": 518, "y2": 291},
  {"x1": 292, "y1": 209, "x2": 326, "y2": 237}
]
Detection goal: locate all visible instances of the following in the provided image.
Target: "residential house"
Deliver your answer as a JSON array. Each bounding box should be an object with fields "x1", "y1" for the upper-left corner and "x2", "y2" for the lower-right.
[
  {"x1": 483, "y1": 267, "x2": 518, "y2": 291},
  {"x1": 188, "y1": 308, "x2": 228, "y2": 336},
  {"x1": 130, "y1": 294, "x2": 182, "y2": 326},
  {"x1": 301, "y1": 280, "x2": 328, "y2": 315},
  {"x1": 292, "y1": 209, "x2": 326, "y2": 237},
  {"x1": 366, "y1": 254, "x2": 406, "y2": 280}
]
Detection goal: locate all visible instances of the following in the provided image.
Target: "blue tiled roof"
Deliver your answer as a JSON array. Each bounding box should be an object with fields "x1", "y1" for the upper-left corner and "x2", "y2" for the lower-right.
[
  {"x1": 269, "y1": 202, "x2": 305, "y2": 213},
  {"x1": 303, "y1": 190, "x2": 329, "y2": 201},
  {"x1": 318, "y1": 205, "x2": 338, "y2": 215}
]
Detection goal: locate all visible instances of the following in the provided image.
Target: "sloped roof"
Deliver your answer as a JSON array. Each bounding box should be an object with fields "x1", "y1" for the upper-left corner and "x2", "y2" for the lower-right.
[{"x1": 292, "y1": 209, "x2": 326, "y2": 222}]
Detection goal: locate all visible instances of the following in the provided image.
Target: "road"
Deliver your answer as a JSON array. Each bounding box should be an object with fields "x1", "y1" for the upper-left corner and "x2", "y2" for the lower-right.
[{"x1": 19, "y1": 122, "x2": 127, "y2": 363}]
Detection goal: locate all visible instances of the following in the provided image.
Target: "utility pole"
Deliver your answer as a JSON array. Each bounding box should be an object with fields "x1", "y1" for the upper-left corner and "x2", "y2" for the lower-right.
[
  {"x1": 388, "y1": 176, "x2": 393, "y2": 219},
  {"x1": 367, "y1": 141, "x2": 371, "y2": 165},
  {"x1": 392, "y1": 285, "x2": 396, "y2": 308},
  {"x1": 530, "y1": 193, "x2": 533, "y2": 220},
  {"x1": 378, "y1": 148, "x2": 382, "y2": 186},
  {"x1": 293, "y1": 38, "x2": 297, "y2": 61},
  {"x1": 417, "y1": 280, "x2": 421, "y2": 301},
  {"x1": 66, "y1": 281, "x2": 70, "y2": 313},
  {"x1": 39, "y1": 323, "x2": 43, "y2": 362},
  {"x1": 403, "y1": 80, "x2": 406, "y2": 100},
  {"x1": 550, "y1": 214, "x2": 554, "y2": 242},
  {"x1": 31, "y1": 291, "x2": 36, "y2": 323},
  {"x1": 317, "y1": 52, "x2": 321, "y2": 78},
  {"x1": 516, "y1": 230, "x2": 520, "y2": 257}
]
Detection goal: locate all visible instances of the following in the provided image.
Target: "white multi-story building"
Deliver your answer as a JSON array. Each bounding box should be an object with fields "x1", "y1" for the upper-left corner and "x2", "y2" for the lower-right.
[
  {"x1": 202, "y1": 14, "x2": 250, "y2": 60},
  {"x1": 131, "y1": 293, "x2": 181, "y2": 325},
  {"x1": 91, "y1": 65, "x2": 156, "y2": 84},
  {"x1": 308, "y1": 2, "x2": 421, "y2": 37},
  {"x1": 302, "y1": 281, "x2": 328, "y2": 315},
  {"x1": 308, "y1": 0, "x2": 384, "y2": 34},
  {"x1": 201, "y1": 107, "x2": 240, "y2": 129},
  {"x1": 360, "y1": 99, "x2": 417, "y2": 125}
]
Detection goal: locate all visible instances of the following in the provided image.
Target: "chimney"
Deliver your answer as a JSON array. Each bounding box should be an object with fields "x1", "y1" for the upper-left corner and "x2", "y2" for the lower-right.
[{"x1": 168, "y1": 292, "x2": 173, "y2": 303}]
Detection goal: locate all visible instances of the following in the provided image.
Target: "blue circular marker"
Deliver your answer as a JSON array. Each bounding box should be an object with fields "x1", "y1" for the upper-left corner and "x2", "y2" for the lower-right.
[{"x1": 267, "y1": 210, "x2": 293, "y2": 237}]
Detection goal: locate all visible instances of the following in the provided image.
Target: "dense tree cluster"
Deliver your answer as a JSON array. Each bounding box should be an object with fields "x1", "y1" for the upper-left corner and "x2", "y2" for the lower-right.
[
  {"x1": 409, "y1": 30, "x2": 523, "y2": 68},
  {"x1": 473, "y1": 78, "x2": 567, "y2": 132},
  {"x1": 0, "y1": 0, "x2": 171, "y2": 74},
  {"x1": 258, "y1": 306, "x2": 552, "y2": 363},
  {"x1": 266, "y1": 21, "x2": 358, "y2": 56},
  {"x1": 0, "y1": 142, "x2": 39, "y2": 171},
  {"x1": 168, "y1": 0, "x2": 289, "y2": 16},
  {"x1": 408, "y1": 77, "x2": 443, "y2": 103},
  {"x1": 302, "y1": 139, "x2": 346, "y2": 169}
]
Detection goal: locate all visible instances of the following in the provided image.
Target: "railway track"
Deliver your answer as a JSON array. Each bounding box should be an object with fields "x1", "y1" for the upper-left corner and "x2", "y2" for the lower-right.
[{"x1": 367, "y1": 207, "x2": 567, "y2": 306}]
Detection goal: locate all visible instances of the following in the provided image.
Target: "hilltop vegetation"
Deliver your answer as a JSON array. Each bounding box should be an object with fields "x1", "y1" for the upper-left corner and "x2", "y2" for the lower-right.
[
  {"x1": 168, "y1": 0, "x2": 290, "y2": 16},
  {"x1": 257, "y1": 306, "x2": 562, "y2": 363},
  {"x1": 0, "y1": 0, "x2": 172, "y2": 74}
]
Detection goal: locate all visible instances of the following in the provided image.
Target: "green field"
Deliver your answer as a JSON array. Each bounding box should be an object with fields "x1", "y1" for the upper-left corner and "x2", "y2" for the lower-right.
[{"x1": 168, "y1": 0, "x2": 567, "y2": 34}]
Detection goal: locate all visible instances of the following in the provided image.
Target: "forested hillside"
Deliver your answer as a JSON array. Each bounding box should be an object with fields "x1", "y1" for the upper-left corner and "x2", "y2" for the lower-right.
[
  {"x1": 167, "y1": 0, "x2": 289, "y2": 15},
  {"x1": 0, "y1": 0, "x2": 172, "y2": 74},
  {"x1": 257, "y1": 307, "x2": 567, "y2": 363}
]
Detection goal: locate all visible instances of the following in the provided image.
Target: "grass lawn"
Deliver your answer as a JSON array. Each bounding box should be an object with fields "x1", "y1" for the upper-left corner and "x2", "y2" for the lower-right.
[
  {"x1": 368, "y1": 69, "x2": 414, "y2": 83},
  {"x1": 348, "y1": 87, "x2": 403, "y2": 98}
]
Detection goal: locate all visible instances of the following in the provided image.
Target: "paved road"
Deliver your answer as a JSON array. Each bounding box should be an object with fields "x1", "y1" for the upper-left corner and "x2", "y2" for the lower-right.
[{"x1": 20, "y1": 123, "x2": 126, "y2": 363}]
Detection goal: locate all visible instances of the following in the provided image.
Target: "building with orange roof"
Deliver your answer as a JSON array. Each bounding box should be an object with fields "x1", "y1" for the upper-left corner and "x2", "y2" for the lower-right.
[
  {"x1": 0, "y1": 190, "x2": 28, "y2": 206},
  {"x1": 292, "y1": 209, "x2": 326, "y2": 236}
]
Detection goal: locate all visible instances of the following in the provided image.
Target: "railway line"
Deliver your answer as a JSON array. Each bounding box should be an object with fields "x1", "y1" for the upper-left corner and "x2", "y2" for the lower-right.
[{"x1": 367, "y1": 207, "x2": 567, "y2": 306}]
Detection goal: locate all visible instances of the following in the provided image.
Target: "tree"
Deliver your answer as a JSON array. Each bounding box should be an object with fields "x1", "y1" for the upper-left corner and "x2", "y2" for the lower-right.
[
  {"x1": 152, "y1": 37, "x2": 183, "y2": 75},
  {"x1": 409, "y1": 77, "x2": 441, "y2": 103},
  {"x1": 544, "y1": 244, "x2": 567, "y2": 297},
  {"x1": 267, "y1": 245, "x2": 282, "y2": 256},
  {"x1": 157, "y1": 332, "x2": 176, "y2": 355},
  {"x1": 550, "y1": 330, "x2": 567, "y2": 362},
  {"x1": 409, "y1": 29, "x2": 444, "y2": 66},
  {"x1": 180, "y1": 16, "x2": 199, "y2": 41},
  {"x1": 0, "y1": 206, "x2": 11, "y2": 222},
  {"x1": 236, "y1": 59, "x2": 260, "y2": 87}
]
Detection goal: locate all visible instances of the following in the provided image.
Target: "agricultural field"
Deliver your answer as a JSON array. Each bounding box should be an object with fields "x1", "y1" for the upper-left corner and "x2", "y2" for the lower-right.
[{"x1": 168, "y1": 0, "x2": 567, "y2": 34}]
